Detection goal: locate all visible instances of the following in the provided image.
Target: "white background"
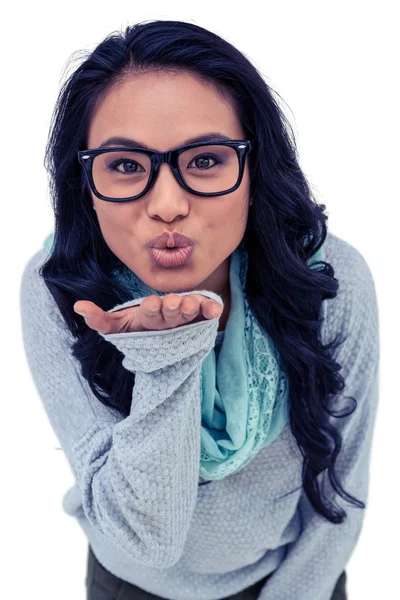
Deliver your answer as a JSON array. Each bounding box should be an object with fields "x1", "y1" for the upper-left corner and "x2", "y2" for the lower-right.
[{"x1": 3, "y1": 1, "x2": 398, "y2": 598}]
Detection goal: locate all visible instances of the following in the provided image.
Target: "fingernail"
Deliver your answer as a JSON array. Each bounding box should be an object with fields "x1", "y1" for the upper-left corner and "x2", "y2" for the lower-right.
[{"x1": 75, "y1": 310, "x2": 88, "y2": 317}]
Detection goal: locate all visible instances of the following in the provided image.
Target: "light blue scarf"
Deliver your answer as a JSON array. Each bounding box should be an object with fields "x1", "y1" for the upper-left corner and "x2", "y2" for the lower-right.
[{"x1": 43, "y1": 232, "x2": 324, "y2": 481}]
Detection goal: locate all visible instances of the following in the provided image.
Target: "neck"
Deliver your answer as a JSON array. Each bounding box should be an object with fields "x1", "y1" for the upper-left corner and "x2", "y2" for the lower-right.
[{"x1": 217, "y1": 288, "x2": 231, "y2": 331}]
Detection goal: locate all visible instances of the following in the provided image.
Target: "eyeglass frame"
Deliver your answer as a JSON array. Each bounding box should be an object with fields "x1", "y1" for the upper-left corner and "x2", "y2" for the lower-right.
[{"x1": 77, "y1": 139, "x2": 252, "y2": 203}]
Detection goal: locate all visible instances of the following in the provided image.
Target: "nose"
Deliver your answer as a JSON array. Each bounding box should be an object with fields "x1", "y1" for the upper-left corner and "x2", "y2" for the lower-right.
[{"x1": 147, "y1": 162, "x2": 189, "y2": 219}]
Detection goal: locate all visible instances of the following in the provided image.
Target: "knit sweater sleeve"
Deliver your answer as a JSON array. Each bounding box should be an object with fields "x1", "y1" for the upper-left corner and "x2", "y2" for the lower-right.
[
  {"x1": 19, "y1": 250, "x2": 222, "y2": 568},
  {"x1": 258, "y1": 240, "x2": 380, "y2": 600}
]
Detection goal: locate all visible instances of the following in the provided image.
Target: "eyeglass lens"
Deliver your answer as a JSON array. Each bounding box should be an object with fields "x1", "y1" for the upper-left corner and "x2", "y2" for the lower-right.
[{"x1": 91, "y1": 144, "x2": 240, "y2": 199}]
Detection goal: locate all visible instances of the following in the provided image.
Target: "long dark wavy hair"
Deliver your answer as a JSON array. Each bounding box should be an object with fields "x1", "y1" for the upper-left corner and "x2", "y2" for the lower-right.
[{"x1": 40, "y1": 19, "x2": 362, "y2": 525}]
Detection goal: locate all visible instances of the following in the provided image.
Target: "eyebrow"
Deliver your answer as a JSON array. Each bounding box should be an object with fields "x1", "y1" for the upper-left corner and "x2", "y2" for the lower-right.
[{"x1": 98, "y1": 132, "x2": 232, "y2": 150}]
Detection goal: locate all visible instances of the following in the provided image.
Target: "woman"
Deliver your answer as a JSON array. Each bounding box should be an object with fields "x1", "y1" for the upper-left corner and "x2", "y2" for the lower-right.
[{"x1": 20, "y1": 19, "x2": 379, "y2": 600}]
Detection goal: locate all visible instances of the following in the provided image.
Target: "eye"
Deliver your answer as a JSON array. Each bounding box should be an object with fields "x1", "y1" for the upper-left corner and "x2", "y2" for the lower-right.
[
  {"x1": 187, "y1": 154, "x2": 222, "y2": 170},
  {"x1": 108, "y1": 159, "x2": 146, "y2": 174}
]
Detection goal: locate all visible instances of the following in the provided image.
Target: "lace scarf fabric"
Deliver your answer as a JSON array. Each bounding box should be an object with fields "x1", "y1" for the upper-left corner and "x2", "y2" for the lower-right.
[
  {"x1": 197, "y1": 240, "x2": 324, "y2": 480},
  {"x1": 42, "y1": 233, "x2": 324, "y2": 481}
]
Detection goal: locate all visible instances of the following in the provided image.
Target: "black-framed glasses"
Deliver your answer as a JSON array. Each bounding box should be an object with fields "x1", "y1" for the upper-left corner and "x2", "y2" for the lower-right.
[{"x1": 77, "y1": 139, "x2": 252, "y2": 202}]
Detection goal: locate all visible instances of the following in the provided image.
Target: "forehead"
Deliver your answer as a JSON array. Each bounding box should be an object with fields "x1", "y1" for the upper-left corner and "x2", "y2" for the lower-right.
[{"x1": 87, "y1": 71, "x2": 244, "y2": 150}]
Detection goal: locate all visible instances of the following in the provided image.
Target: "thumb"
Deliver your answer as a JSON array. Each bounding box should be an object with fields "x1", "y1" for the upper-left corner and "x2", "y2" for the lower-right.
[
  {"x1": 73, "y1": 300, "x2": 120, "y2": 335},
  {"x1": 73, "y1": 301, "x2": 98, "y2": 318}
]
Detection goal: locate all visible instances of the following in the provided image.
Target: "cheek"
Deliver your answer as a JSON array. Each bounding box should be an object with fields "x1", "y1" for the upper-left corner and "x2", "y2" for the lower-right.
[
  {"x1": 202, "y1": 204, "x2": 248, "y2": 248},
  {"x1": 95, "y1": 208, "x2": 143, "y2": 253},
  {"x1": 209, "y1": 194, "x2": 245, "y2": 220},
  {"x1": 98, "y1": 205, "x2": 139, "y2": 230},
  {"x1": 221, "y1": 195, "x2": 250, "y2": 223}
]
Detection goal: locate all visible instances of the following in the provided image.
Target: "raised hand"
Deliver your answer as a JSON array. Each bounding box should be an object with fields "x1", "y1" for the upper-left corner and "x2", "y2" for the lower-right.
[{"x1": 73, "y1": 293, "x2": 223, "y2": 334}]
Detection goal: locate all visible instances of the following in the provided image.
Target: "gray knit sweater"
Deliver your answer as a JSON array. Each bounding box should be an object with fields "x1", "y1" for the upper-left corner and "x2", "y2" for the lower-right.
[{"x1": 19, "y1": 231, "x2": 380, "y2": 600}]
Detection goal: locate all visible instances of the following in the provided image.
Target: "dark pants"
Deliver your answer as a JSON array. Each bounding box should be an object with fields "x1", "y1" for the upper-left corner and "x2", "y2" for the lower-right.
[{"x1": 86, "y1": 545, "x2": 347, "y2": 599}]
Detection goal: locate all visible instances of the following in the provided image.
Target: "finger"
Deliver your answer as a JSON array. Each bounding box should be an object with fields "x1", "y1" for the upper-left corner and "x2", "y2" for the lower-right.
[
  {"x1": 180, "y1": 297, "x2": 200, "y2": 317},
  {"x1": 206, "y1": 302, "x2": 222, "y2": 318},
  {"x1": 180, "y1": 294, "x2": 222, "y2": 319},
  {"x1": 140, "y1": 295, "x2": 162, "y2": 316},
  {"x1": 198, "y1": 297, "x2": 222, "y2": 319},
  {"x1": 161, "y1": 294, "x2": 183, "y2": 320}
]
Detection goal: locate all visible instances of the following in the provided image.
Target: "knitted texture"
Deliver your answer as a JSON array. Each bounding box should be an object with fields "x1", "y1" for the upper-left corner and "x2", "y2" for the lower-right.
[
  {"x1": 106, "y1": 241, "x2": 325, "y2": 481},
  {"x1": 19, "y1": 231, "x2": 380, "y2": 600}
]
